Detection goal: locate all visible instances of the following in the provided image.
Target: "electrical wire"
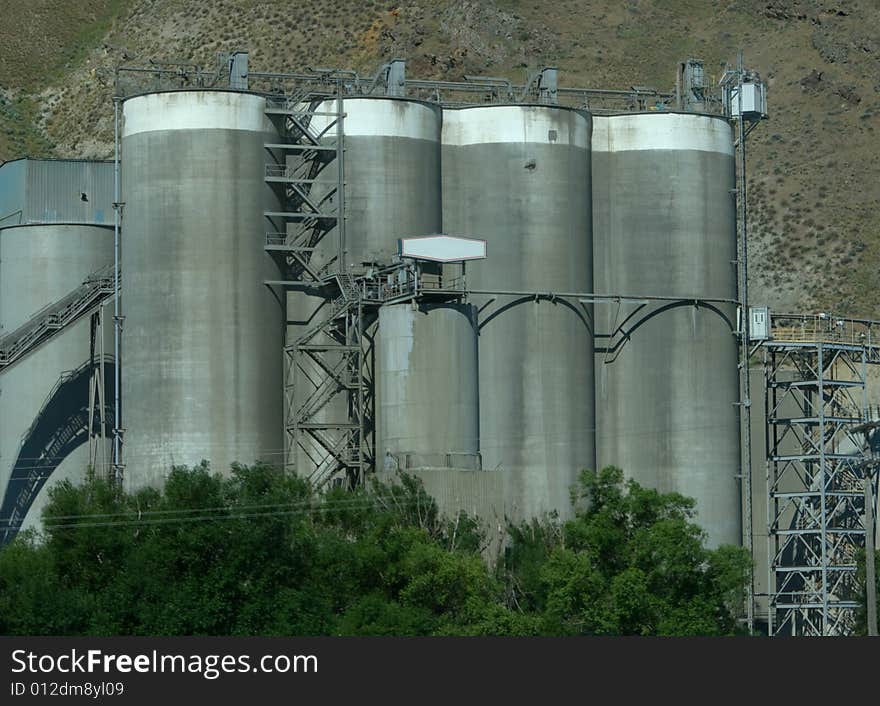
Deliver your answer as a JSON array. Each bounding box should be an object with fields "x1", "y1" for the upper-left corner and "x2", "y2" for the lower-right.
[{"x1": 0, "y1": 494, "x2": 433, "y2": 532}]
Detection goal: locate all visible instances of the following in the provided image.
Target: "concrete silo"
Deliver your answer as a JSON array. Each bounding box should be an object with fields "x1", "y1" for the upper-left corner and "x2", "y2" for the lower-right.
[
  {"x1": 592, "y1": 112, "x2": 740, "y2": 548},
  {"x1": 376, "y1": 302, "x2": 479, "y2": 471},
  {"x1": 287, "y1": 97, "x2": 442, "y2": 479},
  {"x1": 0, "y1": 158, "x2": 116, "y2": 543},
  {"x1": 306, "y1": 97, "x2": 442, "y2": 269},
  {"x1": 441, "y1": 105, "x2": 595, "y2": 521},
  {"x1": 0, "y1": 223, "x2": 114, "y2": 542},
  {"x1": 121, "y1": 90, "x2": 283, "y2": 488}
]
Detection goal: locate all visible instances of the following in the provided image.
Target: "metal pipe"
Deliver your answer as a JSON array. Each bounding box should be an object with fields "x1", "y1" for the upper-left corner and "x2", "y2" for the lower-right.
[
  {"x1": 112, "y1": 98, "x2": 122, "y2": 482},
  {"x1": 765, "y1": 345, "x2": 774, "y2": 635},
  {"x1": 867, "y1": 470, "x2": 878, "y2": 636},
  {"x1": 818, "y1": 343, "x2": 829, "y2": 633},
  {"x1": 336, "y1": 87, "x2": 346, "y2": 272},
  {"x1": 466, "y1": 289, "x2": 738, "y2": 304},
  {"x1": 735, "y1": 50, "x2": 755, "y2": 635}
]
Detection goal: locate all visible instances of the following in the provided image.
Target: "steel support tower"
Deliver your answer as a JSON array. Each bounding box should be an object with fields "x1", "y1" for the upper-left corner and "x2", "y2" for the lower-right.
[
  {"x1": 284, "y1": 274, "x2": 372, "y2": 489},
  {"x1": 262, "y1": 86, "x2": 359, "y2": 486},
  {"x1": 764, "y1": 315, "x2": 879, "y2": 635},
  {"x1": 283, "y1": 263, "x2": 465, "y2": 490}
]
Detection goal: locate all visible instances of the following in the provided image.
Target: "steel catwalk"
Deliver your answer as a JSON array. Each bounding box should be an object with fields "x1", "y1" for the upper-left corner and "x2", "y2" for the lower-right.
[
  {"x1": 442, "y1": 105, "x2": 595, "y2": 521},
  {"x1": 592, "y1": 112, "x2": 740, "y2": 548},
  {"x1": 121, "y1": 91, "x2": 283, "y2": 487}
]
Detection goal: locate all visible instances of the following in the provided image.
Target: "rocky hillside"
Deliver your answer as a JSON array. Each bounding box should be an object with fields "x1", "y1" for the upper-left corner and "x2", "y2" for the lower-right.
[{"x1": 1, "y1": 0, "x2": 878, "y2": 316}]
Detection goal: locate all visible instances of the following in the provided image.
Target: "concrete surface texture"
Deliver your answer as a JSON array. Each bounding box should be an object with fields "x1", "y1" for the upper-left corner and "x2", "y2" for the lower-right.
[
  {"x1": 121, "y1": 91, "x2": 283, "y2": 488},
  {"x1": 442, "y1": 104, "x2": 595, "y2": 522},
  {"x1": 592, "y1": 112, "x2": 741, "y2": 548}
]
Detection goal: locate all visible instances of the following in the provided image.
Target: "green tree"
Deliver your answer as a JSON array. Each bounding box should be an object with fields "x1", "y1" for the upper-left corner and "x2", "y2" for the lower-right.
[
  {"x1": 0, "y1": 464, "x2": 751, "y2": 637},
  {"x1": 500, "y1": 467, "x2": 752, "y2": 636}
]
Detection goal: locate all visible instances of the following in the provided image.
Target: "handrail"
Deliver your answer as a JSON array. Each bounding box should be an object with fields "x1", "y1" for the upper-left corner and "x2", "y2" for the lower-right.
[
  {"x1": 0, "y1": 267, "x2": 119, "y2": 370},
  {"x1": 769, "y1": 312, "x2": 879, "y2": 349}
]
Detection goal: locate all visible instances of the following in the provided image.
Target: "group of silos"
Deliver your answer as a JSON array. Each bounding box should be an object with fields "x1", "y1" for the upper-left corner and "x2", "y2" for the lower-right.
[{"x1": 1, "y1": 87, "x2": 741, "y2": 548}]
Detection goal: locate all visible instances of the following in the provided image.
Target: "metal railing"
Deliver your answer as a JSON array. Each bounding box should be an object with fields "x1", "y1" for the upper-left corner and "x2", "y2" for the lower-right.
[
  {"x1": 384, "y1": 451, "x2": 482, "y2": 472},
  {"x1": 770, "y1": 313, "x2": 879, "y2": 348},
  {"x1": 0, "y1": 266, "x2": 118, "y2": 370}
]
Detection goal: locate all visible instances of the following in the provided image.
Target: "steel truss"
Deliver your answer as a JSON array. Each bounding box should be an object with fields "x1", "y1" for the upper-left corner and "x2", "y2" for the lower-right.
[
  {"x1": 284, "y1": 265, "x2": 464, "y2": 489},
  {"x1": 764, "y1": 331, "x2": 877, "y2": 636},
  {"x1": 285, "y1": 275, "x2": 371, "y2": 489},
  {"x1": 262, "y1": 87, "x2": 351, "y2": 486}
]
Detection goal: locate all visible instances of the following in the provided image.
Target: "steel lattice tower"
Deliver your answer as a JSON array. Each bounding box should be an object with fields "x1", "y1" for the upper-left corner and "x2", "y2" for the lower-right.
[{"x1": 764, "y1": 316, "x2": 878, "y2": 635}]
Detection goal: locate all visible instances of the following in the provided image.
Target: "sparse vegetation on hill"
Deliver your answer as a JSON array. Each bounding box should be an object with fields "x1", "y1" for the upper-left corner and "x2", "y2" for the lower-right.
[{"x1": 1, "y1": 0, "x2": 878, "y2": 314}]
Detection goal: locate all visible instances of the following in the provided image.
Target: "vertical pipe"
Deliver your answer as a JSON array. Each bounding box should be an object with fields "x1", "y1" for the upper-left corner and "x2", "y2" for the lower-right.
[
  {"x1": 336, "y1": 89, "x2": 346, "y2": 272},
  {"x1": 113, "y1": 97, "x2": 122, "y2": 482},
  {"x1": 866, "y1": 471, "x2": 877, "y2": 636},
  {"x1": 765, "y1": 346, "x2": 774, "y2": 635},
  {"x1": 357, "y1": 299, "x2": 364, "y2": 486},
  {"x1": 736, "y1": 52, "x2": 755, "y2": 635},
  {"x1": 99, "y1": 302, "x2": 107, "y2": 476}
]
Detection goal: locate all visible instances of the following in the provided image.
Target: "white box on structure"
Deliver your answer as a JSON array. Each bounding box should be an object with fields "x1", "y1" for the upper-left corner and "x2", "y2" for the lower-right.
[
  {"x1": 749, "y1": 306, "x2": 771, "y2": 340},
  {"x1": 729, "y1": 82, "x2": 768, "y2": 119}
]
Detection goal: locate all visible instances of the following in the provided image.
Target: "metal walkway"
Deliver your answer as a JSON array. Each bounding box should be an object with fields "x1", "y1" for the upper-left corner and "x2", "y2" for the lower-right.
[{"x1": 0, "y1": 266, "x2": 118, "y2": 372}]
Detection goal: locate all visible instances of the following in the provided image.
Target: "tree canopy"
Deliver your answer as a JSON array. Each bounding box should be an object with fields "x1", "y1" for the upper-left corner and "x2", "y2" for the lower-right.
[{"x1": 0, "y1": 464, "x2": 752, "y2": 636}]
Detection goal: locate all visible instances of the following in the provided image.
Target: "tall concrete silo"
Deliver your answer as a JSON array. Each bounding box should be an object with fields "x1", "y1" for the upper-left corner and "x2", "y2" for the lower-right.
[
  {"x1": 376, "y1": 302, "x2": 479, "y2": 471},
  {"x1": 0, "y1": 223, "x2": 114, "y2": 542},
  {"x1": 442, "y1": 105, "x2": 595, "y2": 521},
  {"x1": 306, "y1": 97, "x2": 442, "y2": 269},
  {"x1": 287, "y1": 97, "x2": 442, "y2": 479},
  {"x1": 592, "y1": 112, "x2": 740, "y2": 548},
  {"x1": 121, "y1": 90, "x2": 283, "y2": 488}
]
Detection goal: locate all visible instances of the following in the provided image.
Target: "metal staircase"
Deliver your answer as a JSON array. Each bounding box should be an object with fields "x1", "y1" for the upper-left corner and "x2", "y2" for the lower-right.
[
  {"x1": 285, "y1": 273, "x2": 369, "y2": 490},
  {"x1": 263, "y1": 91, "x2": 346, "y2": 288},
  {"x1": 0, "y1": 266, "x2": 118, "y2": 372}
]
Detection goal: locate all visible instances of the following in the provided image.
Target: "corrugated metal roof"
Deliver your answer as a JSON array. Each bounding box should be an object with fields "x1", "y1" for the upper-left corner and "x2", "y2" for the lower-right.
[{"x1": 0, "y1": 159, "x2": 114, "y2": 227}]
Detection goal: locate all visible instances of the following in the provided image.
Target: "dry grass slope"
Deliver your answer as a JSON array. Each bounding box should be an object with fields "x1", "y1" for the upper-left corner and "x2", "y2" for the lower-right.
[{"x1": 0, "y1": 0, "x2": 877, "y2": 316}]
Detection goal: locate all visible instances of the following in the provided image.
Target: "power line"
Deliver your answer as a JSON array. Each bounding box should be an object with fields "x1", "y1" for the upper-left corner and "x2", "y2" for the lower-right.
[{"x1": 0, "y1": 495, "x2": 438, "y2": 533}]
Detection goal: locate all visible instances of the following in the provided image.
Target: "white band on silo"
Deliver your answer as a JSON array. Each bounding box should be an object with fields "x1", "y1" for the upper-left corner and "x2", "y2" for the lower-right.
[
  {"x1": 307, "y1": 98, "x2": 440, "y2": 140},
  {"x1": 442, "y1": 106, "x2": 589, "y2": 148},
  {"x1": 122, "y1": 91, "x2": 273, "y2": 137},
  {"x1": 592, "y1": 113, "x2": 734, "y2": 155}
]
